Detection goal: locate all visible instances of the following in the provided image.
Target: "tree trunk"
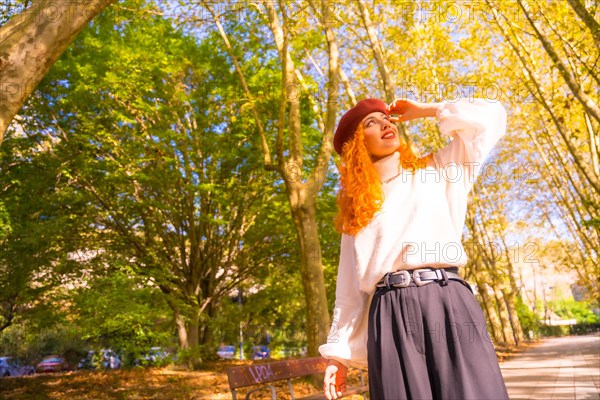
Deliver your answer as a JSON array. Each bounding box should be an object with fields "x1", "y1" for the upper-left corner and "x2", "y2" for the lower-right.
[
  {"x1": 175, "y1": 313, "x2": 189, "y2": 349},
  {"x1": 355, "y1": 0, "x2": 394, "y2": 101},
  {"x1": 475, "y1": 278, "x2": 502, "y2": 343},
  {"x1": 188, "y1": 316, "x2": 200, "y2": 349},
  {"x1": 200, "y1": 304, "x2": 216, "y2": 348},
  {"x1": 289, "y1": 193, "x2": 330, "y2": 357},
  {"x1": 502, "y1": 289, "x2": 523, "y2": 345},
  {"x1": 203, "y1": 0, "x2": 335, "y2": 358},
  {"x1": 355, "y1": 0, "x2": 410, "y2": 143},
  {"x1": 493, "y1": 289, "x2": 514, "y2": 346},
  {"x1": 168, "y1": 296, "x2": 200, "y2": 350},
  {"x1": 261, "y1": 1, "x2": 337, "y2": 358},
  {"x1": 0, "y1": 0, "x2": 117, "y2": 142},
  {"x1": 500, "y1": 242, "x2": 525, "y2": 345}
]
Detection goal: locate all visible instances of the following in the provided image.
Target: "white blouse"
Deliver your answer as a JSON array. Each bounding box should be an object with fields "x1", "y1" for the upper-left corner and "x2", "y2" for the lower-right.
[{"x1": 318, "y1": 98, "x2": 508, "y2": 368}]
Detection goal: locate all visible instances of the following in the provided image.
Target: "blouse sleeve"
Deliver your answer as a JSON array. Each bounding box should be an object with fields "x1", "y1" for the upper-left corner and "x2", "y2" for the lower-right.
[
  {"x1": 318, "y1": 233, "x2": 370, "y2": 369},
  {"x1": 434, "y1": 98, "x2": 507, "y2": 192}
]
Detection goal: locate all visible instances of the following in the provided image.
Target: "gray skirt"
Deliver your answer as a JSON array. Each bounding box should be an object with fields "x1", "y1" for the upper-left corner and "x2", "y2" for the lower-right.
[{"x1": 367, "y1": 279, "x2": 509, "y2": 400}]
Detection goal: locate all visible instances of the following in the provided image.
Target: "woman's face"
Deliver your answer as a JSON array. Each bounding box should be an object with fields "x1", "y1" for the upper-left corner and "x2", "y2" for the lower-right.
[{"x1": 361, "y1": 111, "x2": 400, "y2": 161}]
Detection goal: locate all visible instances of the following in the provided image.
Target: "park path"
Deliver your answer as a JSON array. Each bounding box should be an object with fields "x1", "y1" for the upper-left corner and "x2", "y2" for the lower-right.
[{"x1": 500, "y1": 334, "x2": 599, "y2": 400}]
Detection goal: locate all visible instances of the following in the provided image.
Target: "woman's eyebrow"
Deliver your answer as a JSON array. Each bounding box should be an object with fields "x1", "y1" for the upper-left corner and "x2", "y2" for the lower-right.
[{"x1": 364, "y1": 113, "x2": 387, "y2": 123}]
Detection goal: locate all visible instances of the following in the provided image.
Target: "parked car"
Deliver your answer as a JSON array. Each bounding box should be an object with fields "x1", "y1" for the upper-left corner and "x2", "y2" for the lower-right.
[
  {"x1": 77, "y1": 352, "x2": 94, "y2": 370},
  {"x1": 216, "y1": 345, "x2": 236, "y2": 359},
  {"x1": 36, "y1": 355, "x2": 68, "y2": 373},
  {"x1": 281, "y1": 346, "x2": 307, "y2": 357},
  {"x1": 251, "y1": 346, "x2": 270, "y2": 360},
  {"x1": 142, "y1": 347, "x2": 172, "y2": 365},
  {"x1": 101, "y1": 349, "x2": 121, "y2": 369},
  {"x1": 133, "y1": 347, "x2": 173, "y2": 367},
  {"x1": 77, "y1": 349, "x2": 121, "y2": 370},
  {"x1": 0, "y1": 357, "x2": 35, "y2": 377}
]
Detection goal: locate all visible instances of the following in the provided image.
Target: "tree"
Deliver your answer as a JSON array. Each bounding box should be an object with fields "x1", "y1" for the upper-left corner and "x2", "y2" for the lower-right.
[
  {"x1": 483, "y1": 0, "x2": 599, "y2": 300},
  {"x1": 0, "y1": 0, "x2": 118, "y2": 143},
  {"x1": 13, "y1": 1, "x2": 291, "y2": 358},
  {"x1": 170, "y1": 0, "x2": 538, "y2": 353},
  {"x1": 180, "y1": 0, "x2": 343, "y2": 356}
]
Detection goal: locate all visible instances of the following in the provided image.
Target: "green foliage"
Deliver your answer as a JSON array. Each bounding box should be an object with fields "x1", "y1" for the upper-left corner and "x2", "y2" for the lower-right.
[
  {"x1": 550, "y1": 299, "x2": 600, "y2": 324},
  {"x1": 0, "y1": 322, "x2": 86, "y2": 365},
  {"x1": 69, "y1": 271, "x2": 173, "y2": 366},
  {"x1": 0, "y1": 130, "x2": 81, "y2": 334},
  {"x1": 5, "y1": 0, "x2": 307, "y2": 361},
  {"x1": 0, "y1": 201, "x2": 10, "y2": 241},
  {"x1": 538, "y1": 324, "x2": 571, "y2": 337},
  {"x1": 176, "y1": 345, "x2": 205, "y2": 370},
  {"x1": 515, "y1": 297, "x2": 540, "y2": 339}
]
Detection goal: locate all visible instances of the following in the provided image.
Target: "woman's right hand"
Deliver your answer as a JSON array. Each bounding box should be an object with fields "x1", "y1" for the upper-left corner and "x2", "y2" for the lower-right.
[
  {"x1": 387, "y1": 98, "x2": 439, "y2": 122},
  {"x1": 323, "y1": 359, "x2": 348, "y2": 399}
]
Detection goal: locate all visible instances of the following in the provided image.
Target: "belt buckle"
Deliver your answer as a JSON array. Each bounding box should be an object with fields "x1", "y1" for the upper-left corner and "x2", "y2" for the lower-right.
[
  {"x1": 412, "y1": 268, "x2": 434, "y2": 287},
  {"x1": 393, "y1": 270, "x2": 411, "y2": 288}
]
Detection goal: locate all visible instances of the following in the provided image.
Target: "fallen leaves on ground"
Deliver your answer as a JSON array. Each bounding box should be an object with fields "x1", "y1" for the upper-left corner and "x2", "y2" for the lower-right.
[
  {"x1": 496, "y1": 340, "x2": 538, "y2": 363},
  {"x1": 0, "y1": 360, "x2": 368, "y2": 400},
  {"x1": 2, "y1": 343, "x2": 524, "y2": 400}
]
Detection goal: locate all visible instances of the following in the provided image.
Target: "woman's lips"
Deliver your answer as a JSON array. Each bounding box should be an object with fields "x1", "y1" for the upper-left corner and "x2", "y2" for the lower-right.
[{"x1": 382, "y1": 130, "x2": 395, "y2": 139}]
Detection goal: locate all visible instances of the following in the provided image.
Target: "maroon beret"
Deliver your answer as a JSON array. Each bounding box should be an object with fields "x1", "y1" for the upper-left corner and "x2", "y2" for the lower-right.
[{"x1": 333, "y1": 98, "x2": 388, "y2": 155}]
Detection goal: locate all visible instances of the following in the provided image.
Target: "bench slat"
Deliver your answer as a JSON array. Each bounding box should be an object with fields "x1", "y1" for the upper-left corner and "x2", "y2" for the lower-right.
[{"x1": 227, "y1": 357, "x2": 329, "y2": 389}]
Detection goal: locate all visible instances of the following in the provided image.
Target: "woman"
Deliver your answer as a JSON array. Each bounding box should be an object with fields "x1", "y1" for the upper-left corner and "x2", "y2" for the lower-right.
[{"x1": 319, "y1": 97, "x2": 509, "y2": 399}]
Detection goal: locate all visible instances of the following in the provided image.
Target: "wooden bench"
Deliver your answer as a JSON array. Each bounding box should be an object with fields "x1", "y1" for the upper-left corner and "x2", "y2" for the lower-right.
[{"x1": 226, "y1": 357, "x2": 368, "y2": 399}]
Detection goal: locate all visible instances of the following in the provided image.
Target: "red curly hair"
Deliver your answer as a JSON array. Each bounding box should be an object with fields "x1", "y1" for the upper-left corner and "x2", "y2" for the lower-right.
[{"x1": 334, "y1": 124, "x2": 432, "y2": 236}]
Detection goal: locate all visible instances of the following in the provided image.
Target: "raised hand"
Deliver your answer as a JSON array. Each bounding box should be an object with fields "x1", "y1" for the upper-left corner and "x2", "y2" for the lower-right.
[{"x1": 387, "y1": 98, "x2": 439, "y2": 122}]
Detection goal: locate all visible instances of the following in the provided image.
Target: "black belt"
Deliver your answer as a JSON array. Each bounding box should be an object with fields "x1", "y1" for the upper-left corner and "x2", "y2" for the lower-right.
[{"x1": 376, "y1": 267, "x2": 469, "y2": 290}]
